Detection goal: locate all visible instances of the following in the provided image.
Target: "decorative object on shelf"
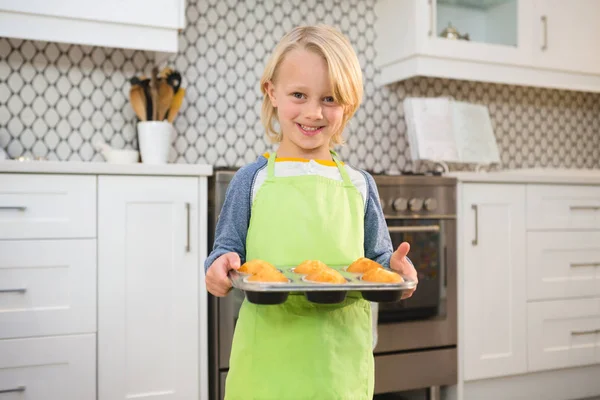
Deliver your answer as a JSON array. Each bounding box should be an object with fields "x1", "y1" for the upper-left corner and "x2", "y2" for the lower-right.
[
  {"x1": 94, "y1": 142, "x2": 139, "y2": 164},
  {"x1": 129, "y1": 67, "x2": 184, "y2": 164},
  {"x1": 439, "y1": 22, "x2": 470, "y2": 41}
]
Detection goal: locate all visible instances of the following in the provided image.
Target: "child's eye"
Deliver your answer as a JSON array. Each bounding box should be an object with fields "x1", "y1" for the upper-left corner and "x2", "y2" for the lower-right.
[
  {"x1": 292, "y1": 92, "x2": 305, "y2": 99},
  {"x1": 323, "y1": 96, "x2": 335, "y2": 103}
]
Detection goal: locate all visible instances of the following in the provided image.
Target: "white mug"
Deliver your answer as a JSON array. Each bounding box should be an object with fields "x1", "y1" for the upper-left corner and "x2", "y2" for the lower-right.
[{"x1": 137, "y1": 121, "x2": 174, "y2": 164}]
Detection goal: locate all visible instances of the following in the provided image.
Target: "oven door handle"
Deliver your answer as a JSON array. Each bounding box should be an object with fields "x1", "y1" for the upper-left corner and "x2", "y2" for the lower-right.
[{"x1": 388, "y1": 225, "x2": 440, "y2": 233}]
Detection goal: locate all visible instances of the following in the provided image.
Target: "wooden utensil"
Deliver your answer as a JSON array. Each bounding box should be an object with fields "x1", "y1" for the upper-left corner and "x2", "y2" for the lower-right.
[
  {"x1": 167, "y1": 88, "x2": 185, "y2": 123},
  {"x1": 129, "y1": 85, "x2": 146, "y2": 121},
  {"x1": 150, "y1": 67, "x2": 159, "y2": 121},
  {"x1": 157, "y1": 79, "x2": 174, "y2": 121}
]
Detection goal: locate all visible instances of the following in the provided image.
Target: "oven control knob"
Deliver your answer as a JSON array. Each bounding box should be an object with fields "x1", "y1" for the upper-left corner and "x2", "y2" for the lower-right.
[
  {"x1": 408, "y1": 198, "x2": 424, "y2": 212},
  {"x1": 424, "y1": 198, "x2": 438, "y2": 211},
  {"x1": 392, "y1": 198, "x2": 408, "y2": 211}
]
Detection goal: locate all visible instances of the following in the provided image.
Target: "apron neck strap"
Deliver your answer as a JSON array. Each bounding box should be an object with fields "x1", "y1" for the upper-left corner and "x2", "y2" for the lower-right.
[
  {"x1": 267, "y1": 150, "x2": 353, "y2": 187},
  {"x1": 267, "y1": 151, "x2": 277, "y2": 181},
  {"x1": 330, "y1": 150, "x2": 353, "y2": 187}
]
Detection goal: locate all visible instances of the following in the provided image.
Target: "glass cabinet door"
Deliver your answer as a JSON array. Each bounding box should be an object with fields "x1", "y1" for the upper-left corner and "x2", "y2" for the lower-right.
[{"x1": 435, "y1": 0, "x2": 518, "y2": 48}]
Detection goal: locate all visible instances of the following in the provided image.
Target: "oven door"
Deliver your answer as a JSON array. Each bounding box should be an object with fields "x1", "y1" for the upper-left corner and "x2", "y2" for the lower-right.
[{"x1": 374, "y1": 217, "x2": 457, "y2": 353}]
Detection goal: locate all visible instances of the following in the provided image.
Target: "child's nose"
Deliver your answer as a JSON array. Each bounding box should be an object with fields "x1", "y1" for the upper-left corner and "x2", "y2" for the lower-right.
[{"x1": 305, "y1": 101, "x2": 323, "y2": 120}]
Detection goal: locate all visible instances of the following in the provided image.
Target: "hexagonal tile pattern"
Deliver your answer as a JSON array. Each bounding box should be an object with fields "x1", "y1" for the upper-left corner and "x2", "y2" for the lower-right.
[{"x1": 0, "y1": 0, "x2": 599, "y2": 170}]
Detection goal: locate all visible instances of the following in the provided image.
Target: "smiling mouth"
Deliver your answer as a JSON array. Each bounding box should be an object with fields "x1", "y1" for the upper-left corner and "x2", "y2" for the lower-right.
[{"x1": 296, "y1": 123, "x2": 324, "y2": 136}]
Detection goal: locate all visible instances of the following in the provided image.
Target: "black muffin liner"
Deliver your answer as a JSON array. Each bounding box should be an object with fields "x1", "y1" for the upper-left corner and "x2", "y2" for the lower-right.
[
  {"x1": 305, "y1": 290, "x2": 347, "y2": 304},
  {"x1": 245, "y1": 291, "x2": 289, "y2": 305}
]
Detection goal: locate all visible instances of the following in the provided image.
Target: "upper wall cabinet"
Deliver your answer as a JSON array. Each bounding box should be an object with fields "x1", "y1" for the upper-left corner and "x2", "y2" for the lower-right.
[
  {"x1": 0, "y1": 0, "x2": 186, "y2": 53},
  {"x1": 374, "y1": 0, "x2": 600, "y2": 93}
]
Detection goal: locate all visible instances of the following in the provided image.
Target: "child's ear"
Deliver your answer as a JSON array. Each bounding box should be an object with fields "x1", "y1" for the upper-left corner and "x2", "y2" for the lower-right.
[{"x1": 264, "y1": 81, "x2": 277, "y2": 107}]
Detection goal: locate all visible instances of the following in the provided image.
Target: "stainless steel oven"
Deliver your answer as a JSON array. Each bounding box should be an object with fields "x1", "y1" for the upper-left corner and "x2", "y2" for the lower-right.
[
  {"x1": 372, "y1": 175, "x2": 457, "y2": 398},
  {"x1": 207, "y1": 170, "x2": 457, "y2": 400}
]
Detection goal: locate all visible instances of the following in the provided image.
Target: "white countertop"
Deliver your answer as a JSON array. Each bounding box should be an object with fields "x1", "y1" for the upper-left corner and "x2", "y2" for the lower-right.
[
  {"x1": 0, "y1": 160, "x2": 213, "y2": 177},
  {"x1": 449, "y1": 167, "x2": 600, "y2": 185}
]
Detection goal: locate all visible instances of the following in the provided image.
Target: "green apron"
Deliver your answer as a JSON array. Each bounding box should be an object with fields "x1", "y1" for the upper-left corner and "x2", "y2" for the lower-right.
[{"x1": 225, "y1": 152, "x2": 374, "y2": 400}]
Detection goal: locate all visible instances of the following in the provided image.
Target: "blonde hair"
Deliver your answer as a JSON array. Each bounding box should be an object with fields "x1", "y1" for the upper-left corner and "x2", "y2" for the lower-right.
[{"x1": 260, "y1": 25, "x2": 364, "y2": 147}]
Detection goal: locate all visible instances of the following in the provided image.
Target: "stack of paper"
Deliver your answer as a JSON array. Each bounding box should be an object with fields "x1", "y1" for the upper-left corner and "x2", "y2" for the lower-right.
[{"x1": 403, "y1": 97, "x2": 500, "y2": 165}]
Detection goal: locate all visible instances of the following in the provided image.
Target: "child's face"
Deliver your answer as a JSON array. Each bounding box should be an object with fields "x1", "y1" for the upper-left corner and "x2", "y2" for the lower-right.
[{"x1": 265, "y1": 48, "x2": 344, "y2": 157}]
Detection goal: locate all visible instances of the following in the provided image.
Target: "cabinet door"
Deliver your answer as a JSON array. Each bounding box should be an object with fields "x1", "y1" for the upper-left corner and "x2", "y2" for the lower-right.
[
  {"x1": 460, "y1": 183, "x2": 527, "y2": 381},
  {"x1": 98, "y1": 176, "x2": 198, "y2": 400},
  {"x1": 420, "y1": 0, "x2": 533, "y2": 67},
  {"x1": 528, "y1": 298, "x2": 600, "y2": 372},
  {"x1": 532, "y1": 0, "x2": 600, "y2": 75}
]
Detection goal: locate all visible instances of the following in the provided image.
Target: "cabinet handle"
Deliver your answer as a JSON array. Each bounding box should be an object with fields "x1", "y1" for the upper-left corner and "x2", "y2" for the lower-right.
[
  {"x1": 471, "y1": 204, "x2": 478, "y2": 246},
  {"x1": 571, "y1": 329, "x2": 600, "y2": 336},
  {"x1": 0, "y1": 288, "x2": 27, "y2": 294},
  {"x1": 0, "y1": 386, "x2": 26, "y2": 394},
  {"x1": 185, "y1": 202, "x2": 191, "y2": 252},
  {"x1": 570, "y1": 205, "x2": 600, "y2": 211},
  {"x1": 388, "y1": 225, "x2": 440, "y2": 233},
  {"x1": 541, "y1": 15, "x2": 548, "y2": 50},
  {"x1": 570, "y1": 262, "x2": 600, "y2": 268},
  {"x1": 0, "y1": 206, "x2": 26, "y2": 211},
  {"x1": 428, "y1": 0, "x2": 434, "y2": 37}
]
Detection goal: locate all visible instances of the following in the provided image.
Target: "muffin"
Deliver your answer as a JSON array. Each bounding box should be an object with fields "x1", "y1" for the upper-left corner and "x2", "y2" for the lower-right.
[
  {"x1": 361, "y1": 268, "x2": 403, "y2": 283},
  {"x1": 305, "y1": 268, "x2": 347, "y2": 284},
  {"x1": 347, "y1": 257, "x2": 383, "y2": 273},
  {"x1": 294, "y1": 260, "x2": 328, "y2": 274},
  {"x1": 238, "y1": 259, "x2": 277, "y2": 275},
  {"x1": 247, "y1": 269, "x2": 289, "y2": 283}
]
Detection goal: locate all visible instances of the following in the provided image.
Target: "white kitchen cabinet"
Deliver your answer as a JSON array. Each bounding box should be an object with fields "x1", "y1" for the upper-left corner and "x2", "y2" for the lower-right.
[
  {"x1": 528, "y1": 298, "x2": 600, "y2": 372},
  {"x1": 526, "y1": 184, "x2": 600, "y2": 231},
  {"x1": 0, "y1": 239, "x2": 96, "y2": 340},
  {"x1": 374, "y1": 0, "x2": 600, "y2": 92},
  {"x1": 0, "y1": 335, "x2": 96, "y2": 400},
  {"x1": 532, "y1": 0, "x2": 600, "y2": 76},
  {"x1": 527, "y1": 231, "x2": 600, "y2": 301},
  {"x1": 98, "y1": 175, "x2": 200, "y2": 400},
  {"x1": 459, "y1": 183, "x2": 527, "y2": 381},
  {"x1": 0, "y1": 0, "x2": 186, "y2": 53}
]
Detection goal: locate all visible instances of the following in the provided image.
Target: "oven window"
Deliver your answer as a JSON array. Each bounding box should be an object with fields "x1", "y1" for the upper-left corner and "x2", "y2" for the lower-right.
[{"x1": 378, "y1": 218, "x2": 446, "y2": 323}]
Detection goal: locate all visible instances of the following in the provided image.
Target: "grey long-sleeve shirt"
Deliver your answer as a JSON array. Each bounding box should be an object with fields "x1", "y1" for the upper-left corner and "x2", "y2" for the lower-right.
[{"x1": 204, "y1": 155, "x2": 396, "y2": 272}]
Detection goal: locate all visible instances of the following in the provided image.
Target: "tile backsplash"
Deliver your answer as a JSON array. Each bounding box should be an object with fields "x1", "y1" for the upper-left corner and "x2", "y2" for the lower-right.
[{"x1": 1, "y1": 0, "x2": 599, "y2": 171}]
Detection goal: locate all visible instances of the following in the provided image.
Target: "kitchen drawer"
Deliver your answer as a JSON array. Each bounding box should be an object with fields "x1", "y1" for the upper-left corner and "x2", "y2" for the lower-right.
[
  {"x1": 528, "y1": 298, "x2": 600, "y2": 372},
  {"x1": 0, "y1": 239, "x2": 96, "y2": 339},
  {"x1": 527, "y1": 231, "x2": 600, "y2": 301},
  {"x1": 527, "y1": 185, "x2": 600, "y2": 230},
  {"x1": 0, "y1": 334, "x2": 95, "y2": 399},
  {"x1": 0, "y1": 174, "x2": 96, "y2": 239}
]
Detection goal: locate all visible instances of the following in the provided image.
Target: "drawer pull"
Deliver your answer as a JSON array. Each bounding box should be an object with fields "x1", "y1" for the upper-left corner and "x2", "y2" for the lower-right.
[
  {"x1": 0, "y1": 288, "x2": 27, "y2": 294},
  {"x1": 471, "y1": 204, "x2": 478, "y2": 246},
  {"x1": 0, "y1": 206, "x2": 26, "y2": 211},
  {"x1": 185, "y1": 202, "x2": 191, "y2": 252},
  {"x1": 571, "y1": 329, "x2": 600, "y2": 336},
  {"x1": 0, "y1": 386, "x2": 26, "y2": 394},
  {"x1": 570, "y1": 262, "x2": 600, "y2": 268},
  {"x1": 388, "y1": 225, "x2": 440, "y2": 233},
  {"x1": 569, "y1": 206, "x2": 600, "y2": 211}
]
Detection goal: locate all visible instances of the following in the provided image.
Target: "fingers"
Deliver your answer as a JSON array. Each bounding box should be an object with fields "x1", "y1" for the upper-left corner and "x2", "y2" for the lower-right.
[
  {"x1": 206, "y1": 252, "x2": 240, "y2": 297},
  {"x1": 401, "y1": 287, "x2": 416, "y2": 300},
  {"x1": 396, "y1": 241, "x2": 410, "y2": 258}
]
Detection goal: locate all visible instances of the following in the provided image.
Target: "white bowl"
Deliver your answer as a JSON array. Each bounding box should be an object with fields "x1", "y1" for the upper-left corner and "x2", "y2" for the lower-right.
[{"x1": 104, "y1": 149, "x2": 140, "y2": 164}]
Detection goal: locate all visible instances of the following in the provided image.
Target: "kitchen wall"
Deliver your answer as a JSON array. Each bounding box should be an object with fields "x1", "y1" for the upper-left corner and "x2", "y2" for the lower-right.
[{"x1": 1, "y1": 0, "x2": 599, "y2": 172}]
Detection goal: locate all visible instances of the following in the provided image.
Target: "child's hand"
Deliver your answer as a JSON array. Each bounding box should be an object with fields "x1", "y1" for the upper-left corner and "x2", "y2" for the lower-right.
[
  {"x1": 206, "y1": 252, "x2": 241, "y2": 297},
  {"x1": 390, "y1": 242, "x2": 418, "y2": 299}
]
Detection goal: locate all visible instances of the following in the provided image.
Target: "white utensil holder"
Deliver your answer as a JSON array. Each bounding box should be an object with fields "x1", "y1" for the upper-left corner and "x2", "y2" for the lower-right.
[{"x1": 137, "y1": 121, "x2": 174, "y2": 164}]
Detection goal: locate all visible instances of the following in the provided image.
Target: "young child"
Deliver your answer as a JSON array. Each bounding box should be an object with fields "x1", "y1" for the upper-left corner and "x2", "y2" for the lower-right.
[{"x1": 205, "y1": 24, "x2": 418, "y2": 400}]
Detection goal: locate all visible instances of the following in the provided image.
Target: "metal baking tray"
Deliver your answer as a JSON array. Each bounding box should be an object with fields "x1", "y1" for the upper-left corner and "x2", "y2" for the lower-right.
[{"x1": 228, "y1": 265, "x2": 417, "y2": 305}]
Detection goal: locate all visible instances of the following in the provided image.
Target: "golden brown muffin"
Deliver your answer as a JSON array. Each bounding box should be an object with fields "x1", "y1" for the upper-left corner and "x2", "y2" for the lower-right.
[
  {"x1": 361, "y1": 268, "x2": 403, "y2": 283},
  {"x1": 347, "y1": 257, "x2": 383, "y2": 273},
  {"x1": 247, "y1": 269, "x2": 289, "y2": 283},
  {"x1": 305, "y1": 268, "x2": 347, "y2": 284},
  {"x1": 294, "y1": 260, "x2": 328, "y2": 274},
  {"x1": 238, "y1": 259, "x2": 277, "y2": 275}
]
